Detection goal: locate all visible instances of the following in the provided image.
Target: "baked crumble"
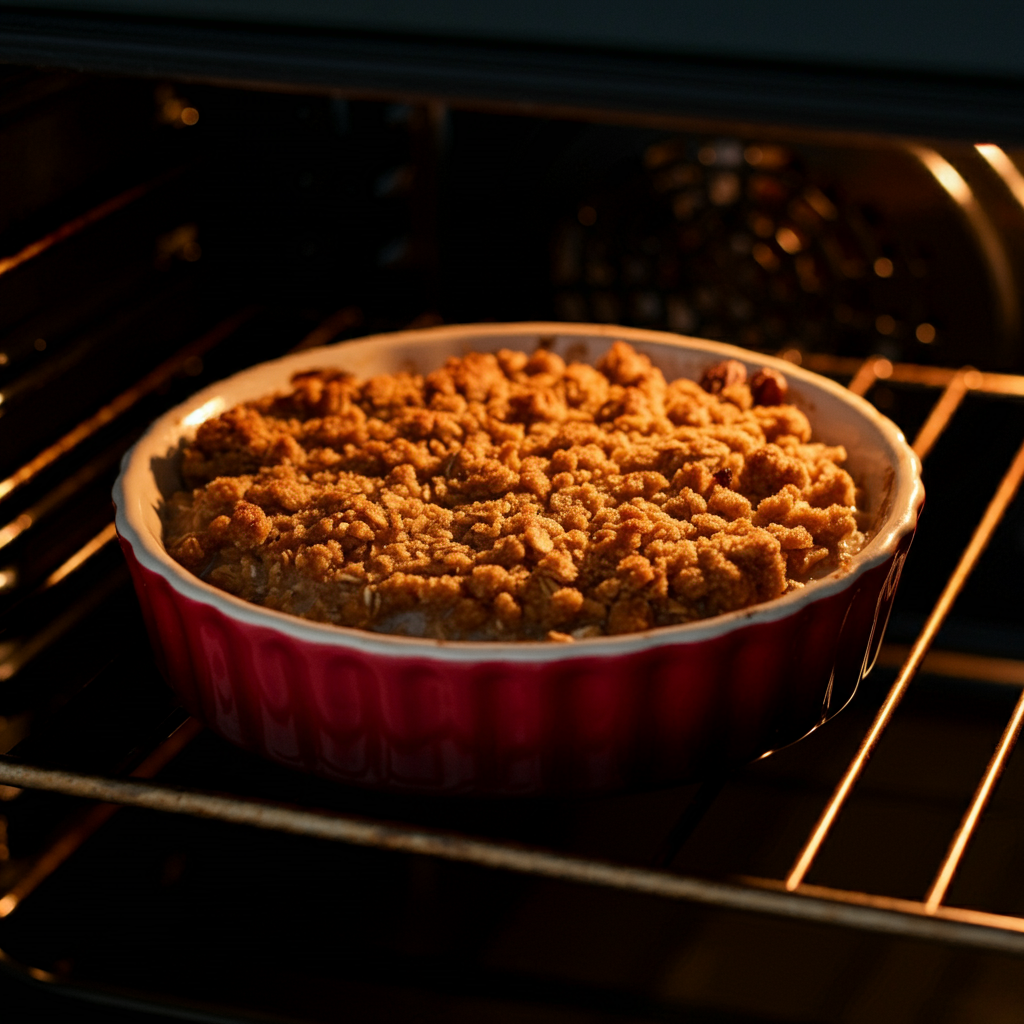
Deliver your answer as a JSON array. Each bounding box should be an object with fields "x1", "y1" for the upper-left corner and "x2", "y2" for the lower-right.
[{"x1": 164, "y1": 343, "x2": 863, "y2": 641}]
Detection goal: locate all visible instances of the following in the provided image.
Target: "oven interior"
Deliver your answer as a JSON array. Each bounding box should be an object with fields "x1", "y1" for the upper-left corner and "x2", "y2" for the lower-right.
[{"x1": 2, "y1": 66, "x2": 1024, "y2": 1022}]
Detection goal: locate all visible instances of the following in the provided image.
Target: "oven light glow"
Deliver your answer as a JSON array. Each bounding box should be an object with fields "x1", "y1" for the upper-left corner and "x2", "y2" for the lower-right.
[
  {"x1": 803, "y1": 186, "x2": 837, "y2": 221},
  {"x1": 709, "y1": 171, "x2": 740, "y2": 206},
  {"x1": 751, "y1": 242, "x2": 779, "y2": 271},
  {"x1": 775, "y1": 226, "x2": 802, "y2": 254},
  {"x1": 976, "y1": 143, "x2": 1024, "y2": 209},
  {"x1": 0, "y1": 513, "x2": 32, "y2": 553}
]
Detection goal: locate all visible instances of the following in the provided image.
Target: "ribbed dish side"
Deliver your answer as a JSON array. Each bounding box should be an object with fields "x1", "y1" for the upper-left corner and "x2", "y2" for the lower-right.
[{"x1": 119, "y1": 534, "x2": 903, "y2": 794}]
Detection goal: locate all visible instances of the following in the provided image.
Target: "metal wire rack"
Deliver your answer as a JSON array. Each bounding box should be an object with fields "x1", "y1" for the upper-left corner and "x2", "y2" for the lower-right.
[{"x1": 2, "y1": 160, "x2": 1024, "y2": 1021}]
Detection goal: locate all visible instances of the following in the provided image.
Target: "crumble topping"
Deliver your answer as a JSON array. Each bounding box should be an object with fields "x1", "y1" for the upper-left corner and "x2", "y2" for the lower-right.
[{"x1": 164, "y1": 342, "x2": 863, "y2": 641}]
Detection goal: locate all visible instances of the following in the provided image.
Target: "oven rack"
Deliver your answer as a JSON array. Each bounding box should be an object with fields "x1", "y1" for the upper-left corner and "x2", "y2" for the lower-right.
[
  {"x1": 1, "y1": 175, "x2": 1024, "y2": 1022},
  {"x1": 0, "y1": 317, "x2": 1023, "y2": 956}
]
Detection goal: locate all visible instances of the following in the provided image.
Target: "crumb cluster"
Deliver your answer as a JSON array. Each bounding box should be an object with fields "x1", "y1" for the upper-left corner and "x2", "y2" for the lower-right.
[{"x1": 164, "y1": 342, "x2": 863, "y2": 641}]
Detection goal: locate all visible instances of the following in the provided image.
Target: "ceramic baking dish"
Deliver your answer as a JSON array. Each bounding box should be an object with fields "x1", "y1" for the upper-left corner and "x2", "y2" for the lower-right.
[{"x1": 113, "y1": 323, "x2": 923, "y2": 794}]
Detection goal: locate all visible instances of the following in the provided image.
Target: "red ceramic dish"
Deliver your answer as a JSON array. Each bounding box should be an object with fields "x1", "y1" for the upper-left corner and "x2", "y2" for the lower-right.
[{"x1": 113, "y1": 323, "x2": 923, "y2": 795}]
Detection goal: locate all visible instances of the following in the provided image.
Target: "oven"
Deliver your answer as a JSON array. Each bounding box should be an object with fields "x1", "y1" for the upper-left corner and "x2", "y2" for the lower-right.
[{"x1": 2, "y1": 7, "x2": 1024, "y2": 1021}]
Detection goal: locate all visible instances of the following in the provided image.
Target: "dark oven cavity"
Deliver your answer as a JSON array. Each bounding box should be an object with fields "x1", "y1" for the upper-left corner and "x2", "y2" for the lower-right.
[{"x1": 1, "y1": 66, "x2": 1024, "y2": 1023}]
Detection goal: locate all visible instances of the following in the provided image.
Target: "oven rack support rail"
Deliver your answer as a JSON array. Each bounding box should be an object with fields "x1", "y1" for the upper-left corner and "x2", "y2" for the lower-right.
[{"x1": 1, "y1": 322, "x2": 1024, "y2": 954}]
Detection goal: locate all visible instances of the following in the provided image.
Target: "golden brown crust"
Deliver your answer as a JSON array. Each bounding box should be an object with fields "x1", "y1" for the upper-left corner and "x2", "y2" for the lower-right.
[{"x1": 164, "y1": 343, "x2": 863, "y2": 641}]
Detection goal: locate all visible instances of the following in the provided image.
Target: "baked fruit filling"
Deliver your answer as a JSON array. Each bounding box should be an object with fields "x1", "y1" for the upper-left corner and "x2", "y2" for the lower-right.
[{"x1": 164, "y1": 342, "x2": 864, "y2": 641}]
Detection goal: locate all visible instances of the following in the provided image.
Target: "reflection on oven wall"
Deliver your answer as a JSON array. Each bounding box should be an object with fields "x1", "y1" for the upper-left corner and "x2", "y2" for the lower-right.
[
  {"x1": 265, "y1": 103, "x2": 1021, "y2": 373},
  {"x1": 547, "y1": 132, "x2": 1024, "y2": 370}
]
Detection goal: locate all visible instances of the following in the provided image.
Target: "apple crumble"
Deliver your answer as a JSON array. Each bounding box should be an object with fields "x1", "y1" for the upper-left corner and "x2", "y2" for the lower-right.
[{"x1": 164, "y1": 343, "x2": 864, "y2": 641}]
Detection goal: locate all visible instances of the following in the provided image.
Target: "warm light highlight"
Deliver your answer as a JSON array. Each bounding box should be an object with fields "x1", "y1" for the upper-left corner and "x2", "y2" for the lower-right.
[
  {"x1": 751, "y1": 242, "x2": 779, "y2": 271},
  {"x1": 976, "y1": 143, "x2": 1024, "y2": 209},
  {"x1": 775, "y1": 226, "x2": 802, "y2": 254},
  {"x1": 43, "y1": 522, "x2": 117, "y2": 589},
  {"x1": 182, "y1": 397, "x2": 226, "y2": 428},
  {"x1": 909, "y1": 145, "x2": 1019, "y2": 349},
  {"x1": 911, "y1": 147, "x2": 973, "y2": 207}
]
